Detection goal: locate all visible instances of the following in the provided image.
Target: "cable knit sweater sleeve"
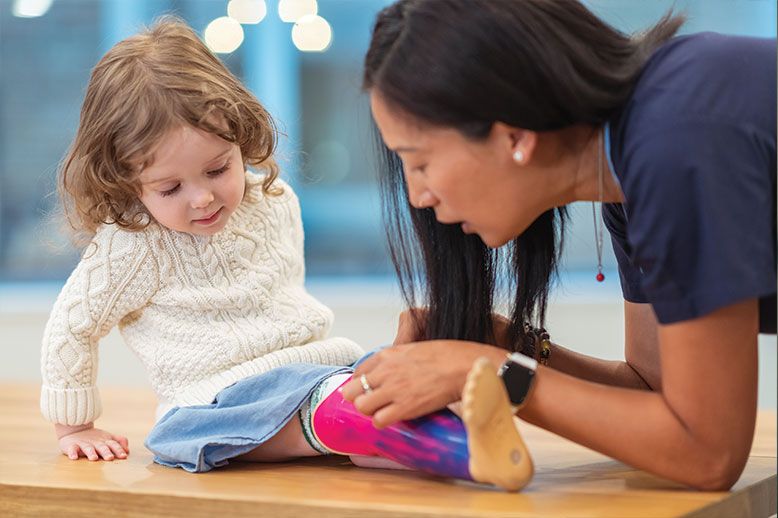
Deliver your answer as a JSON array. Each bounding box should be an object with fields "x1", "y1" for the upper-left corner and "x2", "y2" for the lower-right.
[{"x1": 40, "y1": 225, "x2": 160, "y2": 425}]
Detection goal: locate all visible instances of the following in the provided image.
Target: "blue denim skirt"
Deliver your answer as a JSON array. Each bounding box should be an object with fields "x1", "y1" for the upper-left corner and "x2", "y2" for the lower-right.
[{"x1": 145, "y1": 362, "x2": 357, "y2": 472}]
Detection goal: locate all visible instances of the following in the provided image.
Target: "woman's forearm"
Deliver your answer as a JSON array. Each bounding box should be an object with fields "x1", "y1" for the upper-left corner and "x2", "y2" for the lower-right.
[
  {"x1": 491, "y1": 315, "x2": 650, "y2": 390},
  {"x1": 518, "y1": 367, "x2": 747, "y2": 490},
  {"x1": 546, "y1": 342, "x2": 651, "y2": 390}
]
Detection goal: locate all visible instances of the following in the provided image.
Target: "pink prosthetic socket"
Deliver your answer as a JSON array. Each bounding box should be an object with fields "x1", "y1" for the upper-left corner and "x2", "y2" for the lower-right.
[{"x1": 311, "y1": 377, "x2": 472, "y2": 481}]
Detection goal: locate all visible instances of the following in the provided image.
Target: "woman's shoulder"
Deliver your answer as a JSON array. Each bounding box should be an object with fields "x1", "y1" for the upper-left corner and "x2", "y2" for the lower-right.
[
  {"x1": 642, "y1": 32, "x2": 774, "y2": 83},
  {"x1": 609, "y1": 32, "x2": 775, "y2": 188},
  {"x1": 622, "y1": 33, "x2": 775, "y2": 133}
]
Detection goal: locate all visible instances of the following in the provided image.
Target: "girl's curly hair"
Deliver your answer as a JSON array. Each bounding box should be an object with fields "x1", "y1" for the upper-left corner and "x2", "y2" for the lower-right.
[{"x1": 60, "y1": 16, "x2": 280, "y2": 244}]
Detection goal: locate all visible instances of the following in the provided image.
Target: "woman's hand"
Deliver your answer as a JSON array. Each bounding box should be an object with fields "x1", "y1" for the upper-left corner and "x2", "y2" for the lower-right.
[
  {"x1": 55, "y1": 422, "x2": 129, "y2": 461},
  {"x1": 341, "y1": 339, "x2": 507, "y2": 428}
]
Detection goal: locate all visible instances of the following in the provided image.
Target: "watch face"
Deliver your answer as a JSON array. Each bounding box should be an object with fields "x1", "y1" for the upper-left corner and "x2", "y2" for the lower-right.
[{"x1": 501, "y1": 361, "x2": 536, "y2": 406}]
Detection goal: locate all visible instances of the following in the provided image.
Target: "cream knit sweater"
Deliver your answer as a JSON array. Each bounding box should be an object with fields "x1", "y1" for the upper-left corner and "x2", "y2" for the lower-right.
[{"x1": 40, "y1": 172, "x2": 364, "y2": 426}]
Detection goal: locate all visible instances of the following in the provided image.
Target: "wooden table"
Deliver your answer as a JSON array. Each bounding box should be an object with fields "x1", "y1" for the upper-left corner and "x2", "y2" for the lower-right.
[{"x1": 1, "y1": 383, "x2": 775, "y2": 517}]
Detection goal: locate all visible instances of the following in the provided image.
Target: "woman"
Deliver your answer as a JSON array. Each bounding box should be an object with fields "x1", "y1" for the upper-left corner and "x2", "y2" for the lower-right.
[{"x1": 341, "y1": 0, "x2": 776, "y2": 491}]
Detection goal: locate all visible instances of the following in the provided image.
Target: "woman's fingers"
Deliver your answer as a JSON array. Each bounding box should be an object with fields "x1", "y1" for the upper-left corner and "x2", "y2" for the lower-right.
[
  {"x1": 352, "y1": 351, "x2": 382, "y2": 378},
  {"x1": 342, "y1": 370, "x2": 382, "y2": 402},
  {"x1": 345, "y1": 379, "x2": 414, "y2": 426},
  {"x1": 372, "y1": 403, "x2": 406, "y2": 429},
  {"x1": 343, "y1": 354, "x2": 387, "y2": 401},
  {"x1": 352, "y1": 387, "x2": 394, "y2": 417},
  {"x1": 342, "y1": 375, "x2": 366, "y2": 401}
]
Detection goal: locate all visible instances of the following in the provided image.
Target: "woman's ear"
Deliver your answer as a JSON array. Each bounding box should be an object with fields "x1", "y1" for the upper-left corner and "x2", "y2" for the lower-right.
[{"x1": 493, "y1": 122, "x2": 538, "y2": 165}]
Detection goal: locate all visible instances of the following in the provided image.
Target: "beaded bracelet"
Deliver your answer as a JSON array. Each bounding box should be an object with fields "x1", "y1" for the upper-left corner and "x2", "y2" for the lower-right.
[{"x1": 522, "y1": 323, "x2": 552, "y2": 366}]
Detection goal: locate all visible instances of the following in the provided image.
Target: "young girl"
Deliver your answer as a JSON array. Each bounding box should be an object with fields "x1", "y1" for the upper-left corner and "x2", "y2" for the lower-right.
[{"x1": 40, "y1": 17, "x2": 532, "y2": 491}]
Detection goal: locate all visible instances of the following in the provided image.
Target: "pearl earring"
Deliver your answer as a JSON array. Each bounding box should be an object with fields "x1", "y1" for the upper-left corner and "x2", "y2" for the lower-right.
[{"x1": 513, "y1": 150, "x2": 524, "y2": 163}]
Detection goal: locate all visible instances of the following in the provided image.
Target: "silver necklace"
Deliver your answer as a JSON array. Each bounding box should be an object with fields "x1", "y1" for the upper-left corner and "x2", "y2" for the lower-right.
[{"x1": 592, "y1": 128, "x2": 605, "y2": 282}]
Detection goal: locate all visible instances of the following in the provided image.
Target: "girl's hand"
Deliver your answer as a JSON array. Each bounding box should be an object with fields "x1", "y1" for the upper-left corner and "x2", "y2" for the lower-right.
[
  {"x1": 341, "y1": 340, "x2": 507, "y2": 428},
  {"x1": 55, "y1": 422, "x2": 129, "y2": 461}
]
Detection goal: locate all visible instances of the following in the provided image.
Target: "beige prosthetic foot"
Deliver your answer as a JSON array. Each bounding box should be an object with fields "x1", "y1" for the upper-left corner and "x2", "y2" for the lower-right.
[{"x1": 462, "y1": 357, "x2": 534, "y2": 491}]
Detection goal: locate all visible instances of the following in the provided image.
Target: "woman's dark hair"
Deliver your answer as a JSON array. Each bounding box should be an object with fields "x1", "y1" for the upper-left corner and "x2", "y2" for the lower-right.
[{"x1": 364, "y1": 0, "x2": 685, "y2": 353}]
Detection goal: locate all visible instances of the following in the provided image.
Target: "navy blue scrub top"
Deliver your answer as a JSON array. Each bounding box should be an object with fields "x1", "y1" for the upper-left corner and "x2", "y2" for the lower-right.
[{"x1": 603, "y1": 32, "x2": 776, "y2": 333}]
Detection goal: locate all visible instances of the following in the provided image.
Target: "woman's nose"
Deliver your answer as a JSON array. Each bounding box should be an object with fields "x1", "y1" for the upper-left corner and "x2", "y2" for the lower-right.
[{"x1": 406, "y1": 176, "x2": 435, "y2": 209}]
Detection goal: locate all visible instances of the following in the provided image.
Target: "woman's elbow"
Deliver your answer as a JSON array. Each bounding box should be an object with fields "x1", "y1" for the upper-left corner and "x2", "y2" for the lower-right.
[{"x1": 685, "y1": 448, "x2": 747, "y2": 491}]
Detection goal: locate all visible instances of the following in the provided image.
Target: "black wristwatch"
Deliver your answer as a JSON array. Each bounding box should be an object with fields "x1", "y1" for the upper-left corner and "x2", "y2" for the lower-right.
[{"x1": 497, "y1": 352, "x2": 538, "y2": 408}]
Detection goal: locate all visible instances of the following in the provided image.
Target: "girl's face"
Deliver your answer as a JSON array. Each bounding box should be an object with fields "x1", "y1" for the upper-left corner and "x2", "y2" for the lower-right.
[
  {"x1": 138, "y1": 125, "x2": 245, "y2": 236},
  {"x1": 370, "y1": 93, "x2": 545, "y2": 248}
]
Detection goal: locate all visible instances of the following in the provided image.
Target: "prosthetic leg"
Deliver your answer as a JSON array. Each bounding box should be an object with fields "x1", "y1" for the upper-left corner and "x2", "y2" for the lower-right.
[{"x1": 310, "y1": 358, "x2": 534, "y2": 491}]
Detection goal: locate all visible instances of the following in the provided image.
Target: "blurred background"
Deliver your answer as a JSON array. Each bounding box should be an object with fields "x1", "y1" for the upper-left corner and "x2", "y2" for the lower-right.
[{"x1": 0, "y1": 0, "x2": 775, "y2": 409}]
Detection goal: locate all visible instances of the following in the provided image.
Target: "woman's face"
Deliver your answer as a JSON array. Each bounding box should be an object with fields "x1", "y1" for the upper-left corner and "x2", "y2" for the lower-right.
[{"x1": 370, "y1": 93, "x2": 545, "y2": 248}]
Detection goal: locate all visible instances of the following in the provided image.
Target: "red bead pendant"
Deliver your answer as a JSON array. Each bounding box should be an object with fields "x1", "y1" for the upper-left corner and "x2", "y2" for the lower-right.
[{"x1": 596, "y1": 272, "x2": 605, "y2": 282}]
